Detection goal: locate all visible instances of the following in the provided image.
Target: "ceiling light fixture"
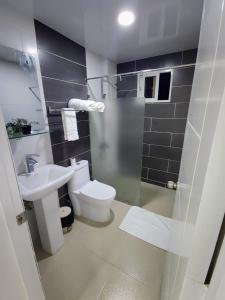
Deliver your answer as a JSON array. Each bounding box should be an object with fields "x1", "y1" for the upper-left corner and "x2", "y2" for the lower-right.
[{"x1": 118, "y1": 11, "x2": 135, "y2": 26}]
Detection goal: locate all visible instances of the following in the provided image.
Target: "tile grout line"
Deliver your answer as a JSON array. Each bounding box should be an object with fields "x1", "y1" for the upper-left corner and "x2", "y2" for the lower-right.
[
  {"x1": 38, "y1": 48, "x2": 87, "y2": 68},
  {"x1": 142, "y1": 155, "x2": 181, "y2": 163},
  {"x1": 149, "y1": 118, "x2": 152, "y2": 131},
  {"x1": 142, "y1": 177, "x2": 167, "y2": 186},
  {"x1": 150, "y1": 117, "x2": 187, "y2": 120},
  {"x1": 143, "y1": 154, "x2": 169, "y2": 162},
  {"x1": 59, "y1": 192, "x2": 68, "y2": 199},
  {"x1": 74, "y1": 225, "x2": 156, "y2": 291},
  {"x1": 167, "y1": 159, "x2": 170, "y2": 172},
  {"x1": 143, "y1": 143, "x2": 183, "y2": 149},
  {"x1": 55, "y1": 149, "x2": 91, "y2": 165},
  {"x1": 172, "y1": 84, "x2": 192, "y2": 88},
  {"x1": 144, "y1": 131, "x2": 185, "y2": 135},
  {"x1": 42, "y1": 75, "x2": 87, "y2": 86},
  {"x1": 145, "y1": 167, "x2": 178, "y2": 175},
  {"x1": 52, "y1": 136, "x2": 90, "y2": 147},
  {"x1": 181, "y1": 51, "x2": 184, "y2": 64}
]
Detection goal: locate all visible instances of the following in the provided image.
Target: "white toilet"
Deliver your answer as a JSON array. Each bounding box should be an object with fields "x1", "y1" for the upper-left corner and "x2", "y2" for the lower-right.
[{"x1": 67, "y1": 160, "x2": 116, "y2": 222}]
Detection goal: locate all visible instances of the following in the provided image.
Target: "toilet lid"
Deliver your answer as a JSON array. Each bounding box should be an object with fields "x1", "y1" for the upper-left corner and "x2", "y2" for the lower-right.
[{"x1": 80, "y1": 180, "x2": 115, "y2": 200}]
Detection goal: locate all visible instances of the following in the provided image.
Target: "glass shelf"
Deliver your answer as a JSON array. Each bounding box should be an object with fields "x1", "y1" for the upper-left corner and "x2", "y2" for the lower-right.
[{"x1": 8, "y1": 130, "x2": 49, "y2": 140}]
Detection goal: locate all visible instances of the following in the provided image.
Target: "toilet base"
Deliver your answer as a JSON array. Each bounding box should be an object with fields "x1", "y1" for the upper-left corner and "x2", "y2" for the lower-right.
[
  {"x1": 76, "y1": 210, "x2": 114, "y2": 227},
  {"x1": 75, "y1": 201, "x2": 112, "y2": 222}
]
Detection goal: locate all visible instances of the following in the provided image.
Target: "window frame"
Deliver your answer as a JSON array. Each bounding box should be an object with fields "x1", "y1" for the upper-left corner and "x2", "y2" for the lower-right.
[{"x1": 138, "y1": 70, "x2": 173, "y2": 103}]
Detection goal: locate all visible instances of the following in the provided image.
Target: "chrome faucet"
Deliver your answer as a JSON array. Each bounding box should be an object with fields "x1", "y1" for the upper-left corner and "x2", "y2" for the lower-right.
[{"x1": 25, "y1": 154, "x2": 39, "y2": 173}]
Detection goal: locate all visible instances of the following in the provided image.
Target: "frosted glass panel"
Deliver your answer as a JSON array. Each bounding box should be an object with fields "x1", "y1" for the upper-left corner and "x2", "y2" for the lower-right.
[{"x1": 88, "y1": 75, "x2": 144, "y2": 205}]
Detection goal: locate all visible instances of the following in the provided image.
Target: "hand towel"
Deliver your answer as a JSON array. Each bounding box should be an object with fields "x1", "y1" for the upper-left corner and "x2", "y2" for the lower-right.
[
  {"x1": 61, "y1": 108, "x2": 79, "y2": 141},
  {"x1": 68, "y1": 99, "x2": 105, "y2": 112}
]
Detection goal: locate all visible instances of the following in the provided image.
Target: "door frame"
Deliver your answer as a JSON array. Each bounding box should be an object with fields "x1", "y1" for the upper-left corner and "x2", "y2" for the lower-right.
[{"x1": 0, "y1": 108, "x2": 45, "y2": 300}]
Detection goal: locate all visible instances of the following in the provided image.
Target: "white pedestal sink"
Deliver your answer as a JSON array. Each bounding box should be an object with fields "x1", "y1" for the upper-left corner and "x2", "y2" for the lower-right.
[{"x1": 18, "y1": 165, "x2": 74, "y2": 255}]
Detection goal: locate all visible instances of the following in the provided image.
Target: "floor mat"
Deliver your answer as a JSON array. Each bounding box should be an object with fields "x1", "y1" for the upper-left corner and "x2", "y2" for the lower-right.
[{"x1": 119, "y1": 206, "x2": 173, "y2": 251}]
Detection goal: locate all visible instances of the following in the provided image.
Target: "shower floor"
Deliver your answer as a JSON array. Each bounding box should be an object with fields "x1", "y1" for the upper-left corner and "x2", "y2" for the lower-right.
[{"x1": 36, "y1": 183, "x2": 175, "y2": 300}]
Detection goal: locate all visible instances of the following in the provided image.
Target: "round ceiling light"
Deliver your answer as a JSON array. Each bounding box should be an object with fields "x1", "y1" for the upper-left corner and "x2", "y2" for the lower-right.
[{"x1": 118, "y1": 11, "x2": 135, "y2": 26}]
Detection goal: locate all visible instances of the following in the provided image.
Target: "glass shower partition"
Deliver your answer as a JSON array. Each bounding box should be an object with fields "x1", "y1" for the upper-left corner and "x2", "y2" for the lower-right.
[{"x1": 87, "y1": 73, "x2": 145, "y2": 206}]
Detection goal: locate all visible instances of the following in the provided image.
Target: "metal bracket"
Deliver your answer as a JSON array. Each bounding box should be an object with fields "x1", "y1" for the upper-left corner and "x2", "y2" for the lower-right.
[{"x1": 16, "y1": 211, "x2": 27, "y2": 225}]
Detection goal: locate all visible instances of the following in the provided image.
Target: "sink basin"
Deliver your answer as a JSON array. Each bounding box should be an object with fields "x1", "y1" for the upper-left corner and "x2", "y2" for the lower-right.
[{"x1": 18, "y1": 164, "x2": 74, "y2": 201}]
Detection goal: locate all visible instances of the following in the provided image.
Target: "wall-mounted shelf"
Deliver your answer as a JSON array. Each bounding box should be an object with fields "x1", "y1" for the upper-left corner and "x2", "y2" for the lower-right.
[{"x1": 8, "y1": 130, "x2": 49, "y2": 140}]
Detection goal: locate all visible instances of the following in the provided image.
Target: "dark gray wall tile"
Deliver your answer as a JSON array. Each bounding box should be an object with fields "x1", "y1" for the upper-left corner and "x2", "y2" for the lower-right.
[
  {"x1": 143, "y1": 143, "x2": 150, "y2": 156},
  {"x1": 175, "y1": 103, "x2": 189, "y2": 118},
  {"x1": 35, "y1": 20, "x2": 86, "y2": 65},
  {"x1": 117, "y1": 61, "x2": 135, "y2": 73},
  {"x1": 143, "y1": 132, "x2": 171, "y2": 146},
  {"x1": 142, "y1": 167, "x2": 148, "y2": 178},
  {"x1": 142, "y1": 178, "x2": 166, "y2": 187},
  {"x1": 145, "y1": 103, "x2": 175, "y2": 118},
  {"x1": 168, "y1": 160, "x2": 180, "y2": 174},
  {"x1": 117, "y1": 49, "x2": 196, "y2": 188},
  {"x1": 182, "y1": 49, "x2": 197, "y2": 64},
  {"x1": 171, "y1": 134, "x2": 184, "y2": 148},
  {"x1": 117, "y1": 49, "x2": 197, "y2": 187},
  {"x1": 50, "y1": 120, "x2": 89, "y2": 145},
  {"x1": 152, "y1": 118, "x2": 186, "y2": 133},
  {"x1": 143, "y1": 156, "x2": 168, "y2": 171},
  {"x1": 117, "y1": 90, "x2": 137, "y2": 98},
  {"x1": 39, "y1": 51, "x2": 86, "y2": 84},
  {"x1": 171, "y1": 86, "x2": 192, "y2": 103},
  {"x1": 136, "y1": 52, "x2": 182, "y2": 71},
  {"x1": 36, "y1": 21, "x2": 91, "y2": 202},
  {"x1": 117, "y1": 74, "x2": 137, "y2": 90},
  {"x1": 42, "y1": 77, "x2": 87, "y2": 102},
  {"x1": 172, "y1": 67, "x2": 195, "y2": 86},
  {"x1": 58, "y1": 184, "x2": 68, "y2": 198},
  {"x1": 148, "y1": 169, "x2": 178, "y2": 184},
  {"x1": 150, "y1": 145, "x2": 182, "y2": 161},
  {"x1": 52, "y1": 136, "x2": 90, "y2": 163},
  {"x1": 144, "y1": 118, "x2": 151, "y2": 131}
]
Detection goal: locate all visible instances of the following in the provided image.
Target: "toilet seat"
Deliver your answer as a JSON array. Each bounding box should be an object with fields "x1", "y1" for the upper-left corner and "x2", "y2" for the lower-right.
[{"x1": 80, "y1": 180, "x2": 116, "y2": 201}]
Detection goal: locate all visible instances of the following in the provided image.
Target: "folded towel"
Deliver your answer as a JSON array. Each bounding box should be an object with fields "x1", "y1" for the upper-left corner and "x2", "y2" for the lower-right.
[
  {"x1": 61, "y1": 108, "x2": 79, "y2": 141},
  {"x1": 68, "y1": 99, "x2": 105, "y2": 112}
]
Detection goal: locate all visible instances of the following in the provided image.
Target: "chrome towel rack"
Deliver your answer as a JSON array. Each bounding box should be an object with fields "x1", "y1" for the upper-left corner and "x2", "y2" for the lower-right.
[{"x1": 48, "y1": 106, "x2": 81, "y2": 116}]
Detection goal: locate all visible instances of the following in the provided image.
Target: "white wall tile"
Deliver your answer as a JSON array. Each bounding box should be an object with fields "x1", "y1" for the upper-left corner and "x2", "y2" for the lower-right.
[
  {"x1": 176, "y1": 122, "x2": 200, "y2": 222},
  {"x1": 188, "y1": 0, "x2": 224, "y2": 135},
  {"x1": 163, "y1": 0, "x2": 225, "y2": 298}
]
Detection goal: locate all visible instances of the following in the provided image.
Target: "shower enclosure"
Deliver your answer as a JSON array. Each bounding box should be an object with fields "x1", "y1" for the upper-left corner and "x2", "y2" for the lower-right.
[
  {"x1": 87, "y1": 64, "x2": 194, "y2": 206},
  {"x1": 87, "y1": 73, "x2": 145, "y2": 206}
]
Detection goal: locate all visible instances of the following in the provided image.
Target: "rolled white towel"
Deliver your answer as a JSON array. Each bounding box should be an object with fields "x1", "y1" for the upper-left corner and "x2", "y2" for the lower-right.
[{"x1": 68, "y1": 99, "x2": 105, "y2": 112}]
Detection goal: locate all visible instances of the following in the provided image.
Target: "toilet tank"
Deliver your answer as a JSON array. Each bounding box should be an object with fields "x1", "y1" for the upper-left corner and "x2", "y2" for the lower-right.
[{"x1": 67, "y1": 160, "x2": 90, "y2": 191}]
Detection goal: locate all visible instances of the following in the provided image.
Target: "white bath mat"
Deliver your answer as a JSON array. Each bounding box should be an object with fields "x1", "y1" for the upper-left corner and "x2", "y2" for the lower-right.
[{"x1": 119, "y1": 206, "x2": 173, "y2": 251}]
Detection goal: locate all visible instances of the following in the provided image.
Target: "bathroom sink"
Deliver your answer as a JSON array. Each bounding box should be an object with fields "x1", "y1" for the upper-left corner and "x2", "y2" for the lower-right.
[{"x1": 18, "y1": 164, "x2": 74, "y2": 201}]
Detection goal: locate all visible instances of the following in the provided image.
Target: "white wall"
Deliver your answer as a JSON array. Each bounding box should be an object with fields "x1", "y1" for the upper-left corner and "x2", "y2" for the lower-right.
[
  {"x1": 0, "y1": 3, "x2": 53, "y2": 245},
  {"x1": 0, "y1": 3, "x2": 53, "y2": 173},
  {"x1": 0, "y1": 59, "x2": 45, "y2": 129},
  {"x1": 162, "y1": 0, "x2": 225, "y2": 299},
  {"x1": 86, "y1": 49, "x2": 116, "y2": 99},
  {"x1": 86, "y1": 50, "x2": 116, "y2": 78}
]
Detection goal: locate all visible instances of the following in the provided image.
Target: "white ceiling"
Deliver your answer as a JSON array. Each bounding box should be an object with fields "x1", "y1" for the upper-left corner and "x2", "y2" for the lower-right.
[{"x1": 33, "y1": 0, "x2": 203, "y2": 63}]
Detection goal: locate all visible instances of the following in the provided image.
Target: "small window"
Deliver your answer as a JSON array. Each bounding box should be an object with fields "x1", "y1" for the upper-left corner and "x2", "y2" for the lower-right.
[
  {"x1": 144, "y1": 76, "x2": 157, "y2": 98},
  {"x1": 158, "y1": 72, "x2": 171, "y2": 100},
  {"x1": 138, "y1": 70, "x2": 172, "y2": 103}
]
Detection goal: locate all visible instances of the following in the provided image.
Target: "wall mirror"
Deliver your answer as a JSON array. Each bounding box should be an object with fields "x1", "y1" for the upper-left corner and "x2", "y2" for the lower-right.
[{"x1": 0, "y1": 44, "x2": 46, "y2": 139}]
